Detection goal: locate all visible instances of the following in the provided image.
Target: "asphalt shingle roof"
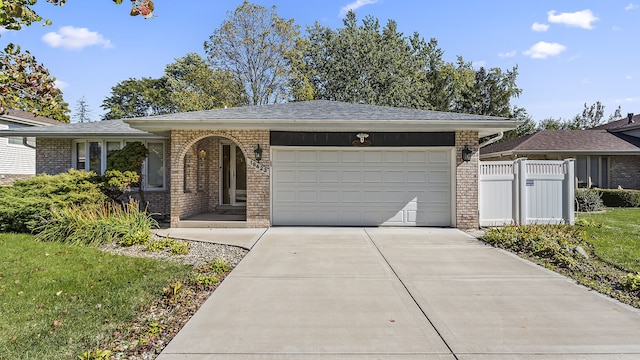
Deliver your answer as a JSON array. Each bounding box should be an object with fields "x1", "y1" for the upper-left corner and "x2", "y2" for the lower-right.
[
  {"x1": 481, "y1": 130, "x2": 640, "y2": 155},
  {"x1": 0, "y1": 109, "x2": 62, "y2": 126},
  {"x1": 0, "y1": 119, "x2": 164, "y2": 138},
  {"x1": 125, "y1": 100, "x2": 510, "y2": 122}
]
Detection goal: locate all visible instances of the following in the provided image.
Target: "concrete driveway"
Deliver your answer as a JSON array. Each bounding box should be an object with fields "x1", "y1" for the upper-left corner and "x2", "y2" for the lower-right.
[{"x1": 157, "y1": 227, "x2": 640, "y2": 359}]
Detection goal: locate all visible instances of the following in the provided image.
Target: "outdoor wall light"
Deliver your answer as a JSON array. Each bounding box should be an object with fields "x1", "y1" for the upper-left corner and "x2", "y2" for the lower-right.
[
  {"x1": 462, "y1": 145, "x2": 473, "y2": 162},
  {"x1": 254, "y1": 144, "x2": 263, "y2": 162},
  {"x1": 198, "y1": 149, "x2": 207, "y2": 160}
]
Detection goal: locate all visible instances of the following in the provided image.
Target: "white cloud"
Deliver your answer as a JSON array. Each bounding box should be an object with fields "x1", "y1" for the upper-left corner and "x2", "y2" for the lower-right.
[
  {"x1": 523, "y1": 41, "x2": 566, "y2": 59},
  {"x1": 625, "y1": 3, "x2": 638, "y2": 10},
  {"x1": 339, "y1": 0, "x2": 380, "y2": 17},
  {"x1": 498, "y1": 50, "x2": 517, "y2": 58},
  {"x1": 531, "y1": 22, "x2": 549, "y2": 32},
  {"x1": 42, "y1": 26, "x2": 113, "y2": 50},
  {"x1": 612, "y1": 26, "x2": 623, "y2": 31},
  {"x1": 626, "y1": 75, "x2": 633, "y2": 80},
  {"x1": 547, "y1": 9, "x2": 599, "y2": 29},
  {"x1": 54, "y1": 79, "x2": 70, "y2": 90},
  {"x1": 616, "y1": 97, "x2": 640, "y2": 103}
]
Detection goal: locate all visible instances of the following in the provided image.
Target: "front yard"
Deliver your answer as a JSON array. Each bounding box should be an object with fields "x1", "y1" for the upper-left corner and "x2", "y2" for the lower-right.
[{"x1": 0, "y1": 233, "x2": 238, "y2": 359}]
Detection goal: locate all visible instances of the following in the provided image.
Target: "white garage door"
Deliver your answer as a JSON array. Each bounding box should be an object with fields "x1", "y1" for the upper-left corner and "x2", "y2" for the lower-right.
[{"x1": 271, "y1": 148, "x2": 453, "y2": 226}]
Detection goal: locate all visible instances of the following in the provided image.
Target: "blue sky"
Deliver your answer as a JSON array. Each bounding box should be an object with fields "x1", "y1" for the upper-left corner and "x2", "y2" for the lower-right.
[{"x1": 1, "y1": 0, "x2": 638, "y2": 122}]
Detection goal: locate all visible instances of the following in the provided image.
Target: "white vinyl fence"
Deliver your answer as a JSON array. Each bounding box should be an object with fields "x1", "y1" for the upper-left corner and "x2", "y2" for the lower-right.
[{"x1": 479, "y1": 158, "x2": 575, "y2": 226}]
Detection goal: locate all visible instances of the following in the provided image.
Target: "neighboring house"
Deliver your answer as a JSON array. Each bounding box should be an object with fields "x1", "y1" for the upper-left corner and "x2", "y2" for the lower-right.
[
  {"x1": 480, "y1": 113, "x2": 640, "y2": 190},
  {"x1": 0, "y1": 109, "x2": 61, "y2": 185},
  {"x1": 0, "y1": 100, "x2": 519, "y2": 229}
]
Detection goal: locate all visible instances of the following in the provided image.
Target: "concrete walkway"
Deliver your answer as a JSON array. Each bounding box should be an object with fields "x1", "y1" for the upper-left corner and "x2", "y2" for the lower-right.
[{"x1": 157, "y1": 227, "x2": 640, "y2": 359}]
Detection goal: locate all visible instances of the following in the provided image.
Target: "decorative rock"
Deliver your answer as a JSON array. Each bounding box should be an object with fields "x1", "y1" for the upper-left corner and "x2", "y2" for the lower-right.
[{"x1": 574, "y1": 246, "x2": 589, "y2": 259}]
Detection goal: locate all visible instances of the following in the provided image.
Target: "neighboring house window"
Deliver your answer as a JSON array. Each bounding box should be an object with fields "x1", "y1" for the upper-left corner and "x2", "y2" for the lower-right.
[
  {"x1": 72, "y1": 140, "x2": 165, "y2": 190},
  {"x1": 7, "y1": 137, "x2": 35, "y2": 147},
  {"x1": 576, "y1": 156, "x2": 609, "y2": 188}
]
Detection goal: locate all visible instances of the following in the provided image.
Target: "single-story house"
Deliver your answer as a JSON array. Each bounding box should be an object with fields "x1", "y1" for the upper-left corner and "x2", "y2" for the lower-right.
[
  {"x1": 480, "y1": 113, "x2": 640, "y2": 189},
  {"x1": 0, "y1": 100, "x2": 519, "y2": 229},
  {"x1": 0, "y1": 109, "x2": 61, "y2": 185}
]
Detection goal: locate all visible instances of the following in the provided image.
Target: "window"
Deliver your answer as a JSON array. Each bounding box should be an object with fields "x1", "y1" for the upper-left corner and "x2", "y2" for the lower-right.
[
  {"x1": 7, "y1": 137, "x2": 35, "y2": 147},
  {"x1": 73, "y1": 140, "x2": 166, "y2": 190},
  {"x1": 576, "y1": 156, "x2": 609, "y2": 189},
  {"x1": 146, "y1": 142, "x2": 164, "y2": 189}
]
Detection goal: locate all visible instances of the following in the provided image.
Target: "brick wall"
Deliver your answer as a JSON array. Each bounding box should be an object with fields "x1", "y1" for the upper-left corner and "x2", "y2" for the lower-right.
[
  {"x1": 456, "y1": 131, "x2": 479, "y2": 229},
  {"x1": 170, "y1": 130, "x2": 270, "y2": 228},
  {"x1": 36, "y1": 138, "x2": 72, "y2": 174},
  {"x1": 0, "y1": 174, "x2": 34, "y2": 186},
  {"x1": 610, "y1": 155, "x2": 640, "y2": 189}
]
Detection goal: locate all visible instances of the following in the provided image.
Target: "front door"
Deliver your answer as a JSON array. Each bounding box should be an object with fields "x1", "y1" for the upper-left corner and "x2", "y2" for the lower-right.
[{"x1": 221, "y1": 143, "x2": 247, "y2": 205}]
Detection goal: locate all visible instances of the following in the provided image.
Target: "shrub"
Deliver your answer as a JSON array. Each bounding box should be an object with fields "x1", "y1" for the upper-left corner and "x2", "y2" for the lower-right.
[
  {"x1": 0, "y1": 170, "x2": 106, "y2": 232},
  {"x1": 599, "y1": 189, "x2": 640, "y2": 208},
  {"x1": 209, "y1": 258, "x2": 232, "y2": 274},
  {"x1": 575, "y1": 188, "x2": 604, "y2": 212},
  {"x1": 35, "y1": 199, "x2": 157, "y2": 246},
  {"x1": 482, "y1": 224, "x2": 588, "y2": 268},
  {"x1": 621, "y1": 273, "x2": 640, "y2": 291}
]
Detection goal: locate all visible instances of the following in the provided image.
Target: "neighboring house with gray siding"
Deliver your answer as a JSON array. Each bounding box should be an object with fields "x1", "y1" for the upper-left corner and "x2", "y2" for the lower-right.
[
  {"x1": 0, "y1": 110, "x2": 61, "y2": 185},
  {"x1": 0, "y1": 100, "x2": 519, "y2": 229},
  {"x1": 480, "y1": 114, "x2": 640, "y2": 189}
]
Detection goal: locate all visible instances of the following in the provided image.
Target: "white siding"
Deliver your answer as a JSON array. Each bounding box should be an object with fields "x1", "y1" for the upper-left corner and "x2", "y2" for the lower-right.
[{"x1": 0, "y1": 121, "x2": 35, "y2": 175}]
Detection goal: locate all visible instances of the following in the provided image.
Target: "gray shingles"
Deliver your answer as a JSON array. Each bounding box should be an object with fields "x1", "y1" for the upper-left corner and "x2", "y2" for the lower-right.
[
  {"x1": 125, "y1": 100, "x2": 510, "y2": 122},
  {"x1": 0, "y1": 119, "x2": 163, "y2": 138}
]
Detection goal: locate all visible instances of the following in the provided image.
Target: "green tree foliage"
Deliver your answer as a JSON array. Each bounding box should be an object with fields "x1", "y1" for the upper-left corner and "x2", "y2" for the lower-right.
[
  {"x1": 296, "y1": 11, "x2": 521, "y2": 116},
  {"x1": 101, "y1": 77, "x2": 174, "y2": 119},
  {"x1": 0, "y1": 44, "x2": 69, "y2": 122},
  {"x1": 0, "y1": 0, "x2": 154, "y2": 31},
  {"x1": 101, "y1": 53, "x2": 246, "y2": 119},
  {"x1": 164, "y1": 52, "x2": 246, "y2": 111},
  {"x1": 204, "y1": 1, "x2": 300, "y2": 105},
  {"x1": 104, "y1": 142, "x2": 149, "y2": 204},
  {"x1": 500, "y1": 107, "x2": 536, "y2": 141}
]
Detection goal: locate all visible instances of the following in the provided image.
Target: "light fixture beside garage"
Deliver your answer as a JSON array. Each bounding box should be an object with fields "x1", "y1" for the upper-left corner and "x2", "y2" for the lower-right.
[
  {"x1": 254, "y1": 144, "x2": 263, "y2": 162},
  {"x1": 198, "y1": 149, "x2": 207, "y2": 160},
  {"x1": 462, "y1": 145, "x2": 473, "y2": 162}
]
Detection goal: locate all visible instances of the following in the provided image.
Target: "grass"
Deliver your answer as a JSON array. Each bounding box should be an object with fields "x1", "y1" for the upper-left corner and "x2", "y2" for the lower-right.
[
  {"x1": 577, "y1": 208, "x2": 640, "y2": 273},
  {"x1": 0, "y1": 233, "x2": 192, "y2": 360}
]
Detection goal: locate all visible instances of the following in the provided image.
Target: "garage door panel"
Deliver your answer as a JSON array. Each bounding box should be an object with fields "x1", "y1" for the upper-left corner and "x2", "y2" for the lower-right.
[{"x1": 272, "y1": 148, "x2": 452, "y2": 226}]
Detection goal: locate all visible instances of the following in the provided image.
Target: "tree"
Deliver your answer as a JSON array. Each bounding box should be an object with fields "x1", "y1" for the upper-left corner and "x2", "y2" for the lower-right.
[
  {"x1": 164, "y1": 53, "x2": 246, "y2": 111},
  {"x1": 204, "y1": 1, "x2": 300, "y2": 105},
  {"x1": 0, "y1": 0, "x2": 154, "y2": 31},
  {"x1": 573, "y1": 101, "x2": 605, "y2": 129},
  {"x1": 73, "y1": 96, "x2": 92, "y2": 122},
  {"x1": 102, "y1": 53, "x2": 246, "y2": 119},
  {"x1": 501, "y1": 107, "x2": 536, "y2": 141},
  {"x1": 0, "y1": 44, "x2": 69, "y2": 122},
  {"x1": 297, "y1": 11, "x2": 521, "y2": 116},
  {"x1": 101, "y1": 77, "x2": 174, "y2": 120}
]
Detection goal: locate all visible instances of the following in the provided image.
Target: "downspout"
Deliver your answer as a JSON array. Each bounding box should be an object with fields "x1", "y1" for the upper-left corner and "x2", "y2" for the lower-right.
[{"x1": 479, "y1": 131, "x2": 503, "y2": 148}]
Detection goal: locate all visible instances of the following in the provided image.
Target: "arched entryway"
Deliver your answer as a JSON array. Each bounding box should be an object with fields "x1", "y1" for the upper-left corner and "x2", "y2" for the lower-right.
[{"x1": 174, "y1": 134, "x2": 248, "y2": 225}]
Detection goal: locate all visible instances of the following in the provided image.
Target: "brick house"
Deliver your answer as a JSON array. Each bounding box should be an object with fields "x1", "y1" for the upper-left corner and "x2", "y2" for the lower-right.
[
  {"x1": 0, "y1": 101, "x2": 518, "y2": 229},
  {"x1": 0, "y1": 110, "x2": 61, "y2": 185},
  {"x1": 480, "y1": 113, "x2": 640, "y2": 190}
]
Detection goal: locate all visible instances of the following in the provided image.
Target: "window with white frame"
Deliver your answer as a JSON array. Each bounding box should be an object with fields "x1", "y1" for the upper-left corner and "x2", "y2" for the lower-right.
[
  {"x1": 73, "y1": 140, "x2": 165, "y2": 190},
  {"x1": 576, "y1": 156, "x2": 609, "y2": 189}
]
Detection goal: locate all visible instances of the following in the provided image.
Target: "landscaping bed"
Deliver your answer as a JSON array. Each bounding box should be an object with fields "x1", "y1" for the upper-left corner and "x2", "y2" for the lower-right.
[{"x1": 481, "y1": 210, "x2": 640, "y2": 310}]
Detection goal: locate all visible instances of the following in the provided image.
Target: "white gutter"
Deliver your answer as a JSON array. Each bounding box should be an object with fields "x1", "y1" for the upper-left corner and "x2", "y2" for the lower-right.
[{"x1": 479, "y1": 131, "x2": 503, "y2": 148}]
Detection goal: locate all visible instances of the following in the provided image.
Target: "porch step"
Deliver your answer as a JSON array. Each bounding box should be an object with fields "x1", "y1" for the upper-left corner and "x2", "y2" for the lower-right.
[
  {"x1": 215, "y1": 205, "x2": 247, "y2": 215},
  {"x1": 175, "y1": 220, "x2": 247, "y2": 229}
]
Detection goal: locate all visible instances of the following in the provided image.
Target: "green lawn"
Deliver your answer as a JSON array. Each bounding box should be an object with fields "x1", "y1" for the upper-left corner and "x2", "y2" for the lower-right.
[
  {"x1": 577, "y1": 208, "x2": 640, "y2": 273},
  {"x1": 0, "y1": 233, "x2": 192, "y2": 360}
]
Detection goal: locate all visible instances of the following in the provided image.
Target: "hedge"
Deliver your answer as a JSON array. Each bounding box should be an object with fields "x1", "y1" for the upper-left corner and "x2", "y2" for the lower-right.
[{"x1": 598, "y1": 189, "x2": 640, "y2": 208}]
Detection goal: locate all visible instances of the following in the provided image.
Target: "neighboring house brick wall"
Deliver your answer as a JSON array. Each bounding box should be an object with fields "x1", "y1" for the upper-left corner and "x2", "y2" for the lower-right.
[
  {"x1": 170, "y1": 130, "x2": 270, "y2": 228},
  {"x1": 456, "y1": 130, "x2": 479, "y2": 229},
  {"x1": 610, "y1": 155, "x2": 640, "y2": 189},
  {"x1": 36, "y1": 138, "x2": 72, "y2": 174}
]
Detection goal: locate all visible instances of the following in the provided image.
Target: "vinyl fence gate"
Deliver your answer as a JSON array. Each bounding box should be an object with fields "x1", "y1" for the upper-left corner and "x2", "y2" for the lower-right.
[{"x1": 479, "y1": 158, "x2": 575, "y2": 226}]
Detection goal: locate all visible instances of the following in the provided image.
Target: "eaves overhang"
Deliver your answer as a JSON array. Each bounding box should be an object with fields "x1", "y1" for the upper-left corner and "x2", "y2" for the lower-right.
[{"x1": 124, "y1": 118, "x2": 522, "y2": 139}]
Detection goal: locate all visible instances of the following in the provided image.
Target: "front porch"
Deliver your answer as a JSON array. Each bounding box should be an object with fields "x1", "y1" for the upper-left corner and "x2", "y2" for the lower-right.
[{"x1": 169, "y1": 129, "x2": 270, "y2": 229}]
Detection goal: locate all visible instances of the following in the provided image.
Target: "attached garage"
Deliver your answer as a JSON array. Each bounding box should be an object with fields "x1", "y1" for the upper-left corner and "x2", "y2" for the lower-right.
[{"x1": 272, "y1": 147, "x2": 454, "y2": 226}]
